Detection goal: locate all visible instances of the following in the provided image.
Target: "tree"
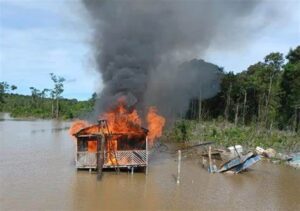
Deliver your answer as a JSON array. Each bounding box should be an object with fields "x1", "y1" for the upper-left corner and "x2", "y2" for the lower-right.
[
  {"x1": 11, "y1": 85, "x2": 17, "y2": 92},
  {"x1": 50, "y1": 89, "x2": 55, "y2": 118},
  {"x1": 0, "y1": 82, "x2": 10, "y2": 109},
  {"x1": 236, "y1": 72, "x2": 253, "y2": 126},
  {"x1": 286, "y1": 46, "x2": 300, "y2": 64},
  {"x1": 50, "y1": 73, "x2": 65, "y2": 119},
  {"x1": 29, "y1": 87, "x2": 41, "y2": 108},
  {"x1": 220, "y1": 72, "x2": 243, "y2": 124},
  {"x1": 280, "y1": 46, "x2": 300, "y2": 131},
  {"x1": 263, "y1": 52, "x2": 284, "y2": 129},
  {"x1": 244, "y1": 53, "x2": 284, "y2": 129},
  {"x1": 40, "y1": 88, "x2": 50, "y2": 98}
]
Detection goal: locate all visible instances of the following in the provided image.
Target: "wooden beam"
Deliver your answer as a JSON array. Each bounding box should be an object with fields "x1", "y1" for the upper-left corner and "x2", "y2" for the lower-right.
[{"x1": 97, "y1": 135, "x2": 105, "y2": 181}]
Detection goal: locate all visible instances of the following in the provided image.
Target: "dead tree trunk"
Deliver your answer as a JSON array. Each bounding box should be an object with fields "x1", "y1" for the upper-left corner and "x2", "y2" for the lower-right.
[
  {"x1": 51, "y1": 99, "x2": 54, "y2": 118},
  {"x1": 242, "y1": 90, "x2": 247, "y2": 126},
  {"x1": 258, "y1": 96, "x2": 261, "y2": 122},
  {"x1": 234, "y1": 101, "x2": 240, "y2": 126},
  {"x1": 258, "y1": 94, "x2": 265, "y2": 124},
  {"x1": 296, "y1": 108, "x2": 300, "y2": 133},
  {"x1": 191, "y1": 99, "x2": 195, "y2": 119},
  {"x1": 56, "y1": 98, "x2": 59, "y2": 119},
  {"x1": 198, "y1": 90, "x2": 202, "y2": 122},
  {"x1": 265, "y1": 74, "x2": 274, "y2": 128},
  {"x1": 224, "y1": 83, "x2": 232, "y2": 122},
  {"x1": 294, "y1": 106, "x2": 300, "y2": 133}
]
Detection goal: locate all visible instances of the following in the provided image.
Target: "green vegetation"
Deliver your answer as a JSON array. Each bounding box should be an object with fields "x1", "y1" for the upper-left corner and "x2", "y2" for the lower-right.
[
  {"x1": 0, "y1": 93, "x2": 95, "y2": 119},
  {"x1": 0, "y1": 73, "x2": 95, "y2": 119},
  {"x1": 166, "y1": 120, "x2": 299, "y2": 152},
  {"x1": 167, "y1": 46, "x2": 300, "y2": 151}
]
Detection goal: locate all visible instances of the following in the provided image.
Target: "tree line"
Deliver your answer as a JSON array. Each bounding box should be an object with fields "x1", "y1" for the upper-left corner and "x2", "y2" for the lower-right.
[
  {"x1": 186, "y1": 46, "x2": 300, "y2": 133},
  {"x1": 0, "y1": 73, "x2": 95, "y2": 119}
]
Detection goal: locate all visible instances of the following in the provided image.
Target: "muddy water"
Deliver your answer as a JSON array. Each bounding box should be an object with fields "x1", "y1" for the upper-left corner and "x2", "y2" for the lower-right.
[{"x1": 1, "y1": 116, "x2": 300, "y2": 211}]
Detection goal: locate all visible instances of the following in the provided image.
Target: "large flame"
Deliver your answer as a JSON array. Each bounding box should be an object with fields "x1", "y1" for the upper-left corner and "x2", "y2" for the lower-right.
[
  {"x1": 100, "y1": 101, "x2": 142, "y2": 135},
  {"x1": 147, "y1": 107, "x2": 166, "y2": 145},
  {"x1": 69, "y1": 100, "x2": 165, "y2": 157}
]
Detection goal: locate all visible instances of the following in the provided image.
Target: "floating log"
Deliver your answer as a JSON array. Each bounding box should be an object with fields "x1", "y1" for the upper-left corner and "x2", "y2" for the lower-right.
[
  {"x1": 188, "y1": 141, "x2": 215, "y2": 148},
  {"x1": 177, "y1": 141, "x2": 215, "y2": 151}
]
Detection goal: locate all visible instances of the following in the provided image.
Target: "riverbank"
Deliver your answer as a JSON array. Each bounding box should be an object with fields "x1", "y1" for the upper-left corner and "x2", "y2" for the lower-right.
[
  {"x1": 0, "y1": 112, "x2": 74, "y2": 123},
  {"x1": 165, "y1": 120, "x2": 300, "y2": 153}
]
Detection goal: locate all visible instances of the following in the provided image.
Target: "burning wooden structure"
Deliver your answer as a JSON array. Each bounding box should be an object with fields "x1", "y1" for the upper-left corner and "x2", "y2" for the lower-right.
[{"x1": 73, "y1": 120, "x2": 148, "y2": 175}]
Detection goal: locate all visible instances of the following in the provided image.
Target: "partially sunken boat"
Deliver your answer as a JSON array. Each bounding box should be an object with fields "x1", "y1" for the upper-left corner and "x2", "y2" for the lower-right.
[
  {"x1": 231, "y1": 154, "x2": 261, "y2": 173},
  {"x1": 218, "y1": 152, "x2": 261, "y2": 173}
]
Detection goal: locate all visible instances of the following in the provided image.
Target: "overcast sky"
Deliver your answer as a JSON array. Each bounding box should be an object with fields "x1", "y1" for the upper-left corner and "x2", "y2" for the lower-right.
[{"x1": 0, "y1": 0, "x2": 299, "y2": 100}]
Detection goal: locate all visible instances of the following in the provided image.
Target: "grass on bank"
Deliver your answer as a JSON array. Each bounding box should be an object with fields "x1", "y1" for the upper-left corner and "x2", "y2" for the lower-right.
[{"x1": 165, "y1": 119, "x2": 300, "y2": 153}]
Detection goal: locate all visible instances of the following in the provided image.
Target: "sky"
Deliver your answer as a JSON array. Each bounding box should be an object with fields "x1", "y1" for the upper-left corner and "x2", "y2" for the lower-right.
[{"x1": 0, "y1": 0, "x2": 299, "y2": 100}]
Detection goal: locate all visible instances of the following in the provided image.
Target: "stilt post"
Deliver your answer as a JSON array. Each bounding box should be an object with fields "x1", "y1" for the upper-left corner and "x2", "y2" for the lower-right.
[
  {"x1": 177, "y1": 150, "x2": 181, "y2": 184},
  {"x1": 97, "y1": 135, "x2": 105, "y2": 180},
  {"x1": 208, "y1": 146, "x2": 212, "y2": 173}
]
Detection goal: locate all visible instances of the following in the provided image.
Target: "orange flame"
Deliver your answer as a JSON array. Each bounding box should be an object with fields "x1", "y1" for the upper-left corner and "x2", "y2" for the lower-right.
[
  {"x1": 69, "y1": 120, "x2": 90, "y2": 136},
  {"x1": 107, "y1": 139, "x2": 118, "y2": 165},
  {"x1": 147, "y1": 107, "x2": 166, "y2": 145},
  {"x1": 88, "y1": 141, "x2": 97, "y2": 152},
  {"x1": 69, "y1": 100, "x2": 166, "y2": 153},
  {"x1": 69, "y1": 120, "x2": 99, "y2": 152},
  {"x1": 100, "y1": 103, "x2": 142, "y2": 135}
]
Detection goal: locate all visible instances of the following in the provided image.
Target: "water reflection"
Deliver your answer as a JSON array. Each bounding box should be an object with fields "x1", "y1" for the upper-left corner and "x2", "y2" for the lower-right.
[{"x1": 30, "y1": 127, "x2": 70, "y2": 134}]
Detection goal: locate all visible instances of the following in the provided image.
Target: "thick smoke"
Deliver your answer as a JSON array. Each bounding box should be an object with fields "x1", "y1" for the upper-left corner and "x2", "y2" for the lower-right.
[
  {"x1": 145, "y1": 59, "x2": 222, "y2": 120},
  {"x1": 82, "y1": 0, "x2": 270, "y2": 120}
]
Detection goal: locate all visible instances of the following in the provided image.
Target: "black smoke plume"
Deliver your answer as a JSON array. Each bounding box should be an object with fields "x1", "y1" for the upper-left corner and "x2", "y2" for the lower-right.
[{"x1": 82, "y1": 0, "x2": 274, "y2": 120}]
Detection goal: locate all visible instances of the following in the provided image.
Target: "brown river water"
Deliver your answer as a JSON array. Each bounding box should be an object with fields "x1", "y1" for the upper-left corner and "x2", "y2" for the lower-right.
[{"x1": 1, "y1": 114, "x2": 300, "y2": 211}]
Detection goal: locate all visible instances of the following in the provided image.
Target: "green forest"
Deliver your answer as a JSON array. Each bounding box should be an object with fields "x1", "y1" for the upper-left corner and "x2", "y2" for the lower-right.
[
  {"x1": 169, "y1": 46, "x2": 300, "y2": 151},
  {"x1": 0, "y1": 73, "x2": 95, "y2": 119},
  {"x1": 185, "y1": 46, "x2": 300, "y2": 131}
]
